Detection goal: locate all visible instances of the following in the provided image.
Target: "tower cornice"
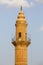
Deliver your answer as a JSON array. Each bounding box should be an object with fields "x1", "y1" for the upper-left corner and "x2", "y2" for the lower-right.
[{"x1": 12, "y1": 40, "x2": 31, "y2": 47}]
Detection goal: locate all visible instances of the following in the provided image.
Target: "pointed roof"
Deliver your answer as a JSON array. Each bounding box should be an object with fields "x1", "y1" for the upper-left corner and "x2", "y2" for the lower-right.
[{"x1": 16, "y1": 6, "x2": 26, "y2": 23}]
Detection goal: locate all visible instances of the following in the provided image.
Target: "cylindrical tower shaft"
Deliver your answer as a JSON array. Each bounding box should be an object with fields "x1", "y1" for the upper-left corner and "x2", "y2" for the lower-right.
[{"x1": 15, "y1": 45, "x2": 27, "y2": 65}]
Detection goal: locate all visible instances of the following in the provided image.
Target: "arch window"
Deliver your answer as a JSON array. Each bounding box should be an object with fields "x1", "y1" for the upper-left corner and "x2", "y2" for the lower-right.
[{"x1": 19, "y1": 32, "x2": 21, "y2": 37}]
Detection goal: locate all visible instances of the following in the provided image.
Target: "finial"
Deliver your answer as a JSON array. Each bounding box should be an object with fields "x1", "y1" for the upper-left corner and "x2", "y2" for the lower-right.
[{"x1": 20, "y1": 6, "x2": 22, "y2": 11}]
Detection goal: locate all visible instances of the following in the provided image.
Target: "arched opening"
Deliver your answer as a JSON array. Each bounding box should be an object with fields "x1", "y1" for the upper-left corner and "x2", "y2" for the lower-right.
[{"x1": 19, "y1": 32, "x2": 21, "y2": 38}]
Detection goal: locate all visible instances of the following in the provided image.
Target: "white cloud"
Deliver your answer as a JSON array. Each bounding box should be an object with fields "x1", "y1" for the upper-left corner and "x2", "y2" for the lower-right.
[
  {"x1": 36, "y1": 0, "x2": 43, "y2": 3},
  {"x1": 0, "y1": 0, "x2": 34, "y2": 8},
  {"x1": 0, "y1": 0, "x2": 43, "y2": 8},
  {"x1": 40, "y1": 26, "x2": 43, "y2": 31}
]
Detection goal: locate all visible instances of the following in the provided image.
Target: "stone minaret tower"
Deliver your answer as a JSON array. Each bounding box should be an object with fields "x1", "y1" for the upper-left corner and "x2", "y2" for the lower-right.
[{"x1": 12, "y1": 7, "x2": 31, "y2": 65}]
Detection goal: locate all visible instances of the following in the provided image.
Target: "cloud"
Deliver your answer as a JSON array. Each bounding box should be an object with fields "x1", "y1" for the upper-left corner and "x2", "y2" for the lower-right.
[
  {"x1": 0, "y1": 0, "x2": 34, "y2": 8},
  {"x1": 40, "y1": 26, "x2": 43, "y2": 31},
  {"x1": 36, "y1": 0, "x2": 43, "y2": 3},
  {"x1": 0, "y1": 0, "x2": 43, "y2": 8}
]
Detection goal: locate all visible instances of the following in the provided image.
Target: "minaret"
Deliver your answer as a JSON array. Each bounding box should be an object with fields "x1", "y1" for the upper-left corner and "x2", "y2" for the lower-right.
[{"x1": 12, "y1": 7, "x2": 31, "y2": 65}]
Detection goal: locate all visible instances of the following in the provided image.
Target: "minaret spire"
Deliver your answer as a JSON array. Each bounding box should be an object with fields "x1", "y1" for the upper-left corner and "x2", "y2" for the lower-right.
[{"x1": 20, "y1": 6, "x2": 22, "y2": 11}]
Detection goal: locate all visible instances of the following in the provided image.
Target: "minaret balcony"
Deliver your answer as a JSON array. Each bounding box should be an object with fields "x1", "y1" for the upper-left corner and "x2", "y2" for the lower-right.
[{"x1": 12, "y1": 37, "x2": 31, "y2": 47}]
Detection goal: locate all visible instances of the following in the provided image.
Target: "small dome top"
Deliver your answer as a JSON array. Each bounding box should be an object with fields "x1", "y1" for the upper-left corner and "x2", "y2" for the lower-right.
[
  {"x1": 16, "y1": 10, "x2": 26, "y2": 23},
  {"x1": 16, "y1": 6, "x2": 26, "y2": 23},
  {"x1": 18, "y1": 11, "x2": 25, "y2": 19}
]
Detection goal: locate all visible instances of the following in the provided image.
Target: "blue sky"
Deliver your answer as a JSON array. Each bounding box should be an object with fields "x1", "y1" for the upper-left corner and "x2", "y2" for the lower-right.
[{"x1": 0, "y1": 0, "x2": 43, "y2": 65}]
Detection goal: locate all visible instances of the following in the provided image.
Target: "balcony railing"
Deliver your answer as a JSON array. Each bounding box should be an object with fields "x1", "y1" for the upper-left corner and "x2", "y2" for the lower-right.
[{"x1": 12, "y1": 35, "x2": 31, "y2": 43}]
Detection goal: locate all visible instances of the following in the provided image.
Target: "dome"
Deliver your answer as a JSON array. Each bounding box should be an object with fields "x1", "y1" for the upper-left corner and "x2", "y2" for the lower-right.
[{"x1": 16, "y1": 8, "x2": 26, "y2": 23}]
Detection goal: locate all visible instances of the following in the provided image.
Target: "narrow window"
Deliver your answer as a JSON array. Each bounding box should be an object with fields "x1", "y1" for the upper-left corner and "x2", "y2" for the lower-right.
[{"x1": 19, "y1": 32, "x2": 21, "y2": 37}]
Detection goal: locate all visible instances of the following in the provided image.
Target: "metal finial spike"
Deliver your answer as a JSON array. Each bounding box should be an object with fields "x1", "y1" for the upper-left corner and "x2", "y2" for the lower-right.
[{"x1": 20, "y1": 6, "x2": 22, "y2": 11}]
